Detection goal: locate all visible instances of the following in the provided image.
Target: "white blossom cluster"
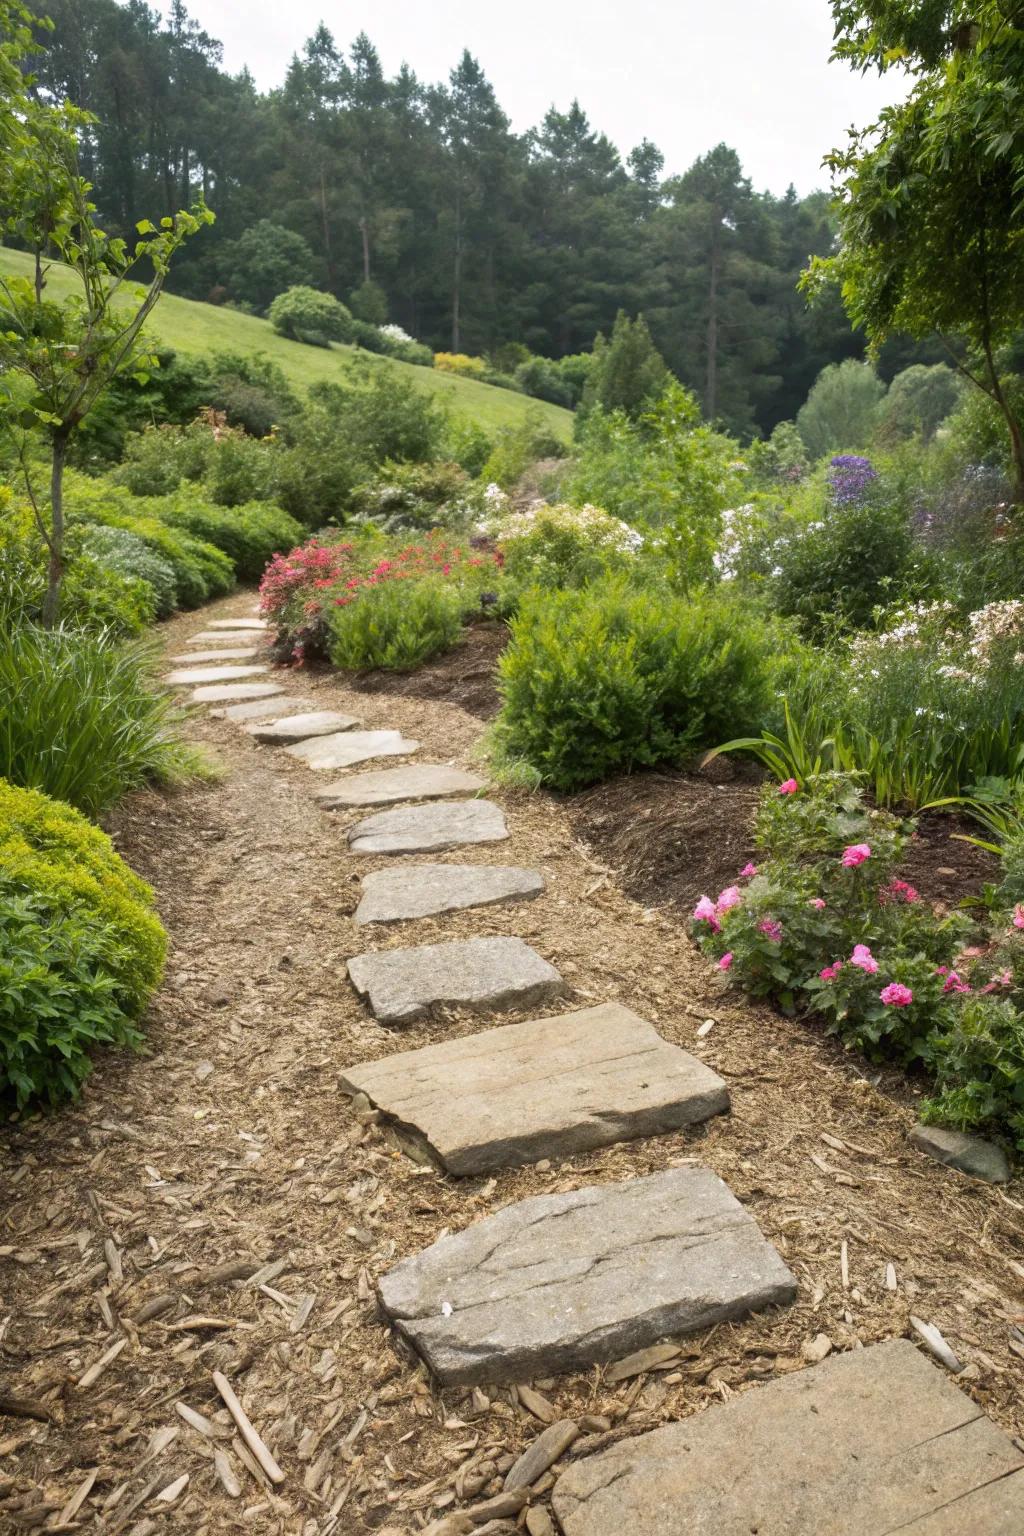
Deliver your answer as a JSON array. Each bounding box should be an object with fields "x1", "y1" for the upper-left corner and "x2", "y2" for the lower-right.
[
  {"x1": 379, "y1": 323, "x2": 415, "y2": 345},
  {"x1": 480, "y1": 500, "x2": 643, "y2": 553}
]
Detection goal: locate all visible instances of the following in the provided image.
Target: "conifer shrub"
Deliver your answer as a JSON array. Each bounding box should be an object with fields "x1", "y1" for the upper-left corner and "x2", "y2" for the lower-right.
[{"x1": 0, "y1": 780, "x2": 166, "y2": 1107}]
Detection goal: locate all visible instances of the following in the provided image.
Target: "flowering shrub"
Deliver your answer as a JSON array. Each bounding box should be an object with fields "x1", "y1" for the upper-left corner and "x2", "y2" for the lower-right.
[
  {"x1": 827, "y1": 454, "x2": 878, "y2": 505},
  {"x1": 481, "y1": 500, "x2": 641, "y2": 598},
  {"x1": 691, "y1": 773, "x2": 1024, "y2": 1150},
  {"x1": 349, "y1": 460, "x2": 476, "y2": 534},
  {"x1": 433, "y1": 352, "x2": 487, "y2": 378}
]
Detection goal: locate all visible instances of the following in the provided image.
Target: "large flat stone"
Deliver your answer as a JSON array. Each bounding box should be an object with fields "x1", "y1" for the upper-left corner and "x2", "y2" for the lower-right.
[
  {"x1": 206, "y1": 618, "x2": 269, "y2": 629},
  {"x1": 316, "y1": 764, "x2": 487, "y2": 809},
  {"x1": 909, "y1": 1124, "x2": 1010, "y2": 1184},
  {"x1": 165, "y1": 664, "x2": 269, "y2": 685},
  {"x1": 188, "y1": 629, "x2": 268, "y2": 645},
  {"x1": 348, "y1": 800, "x2": 507, "y2": 855},
  {"x1": 191, "y1": 682, "x2": 286, "y2": 703},
  {"x1": 285, "y1": 730, "x2": 420, "y2": 771},
  {"x1": 341, "y1": 1003, "x2": 729, "y2": 1173},
  {"x1": 551, "y1": 1339, "x2": 1024, "y2": 1535},
  {"x1": 378, "y1": 1166, "x2": 795, "y2": 1385},
  {"x1": 355, "y1": 863, "x2": 543, "y2": 924},
  {"x1": 169, "y1": 648, "x2": 261, "y2": 663},
  {"x1": 213, "y1": 695, "x2": 317, "y2": 722},
  {"x1": 346, "y1": 936, "x2": 564, "y2": 1024},
  {"x1": 246, "y1": 711, "x2": 360, "y2": 743}
]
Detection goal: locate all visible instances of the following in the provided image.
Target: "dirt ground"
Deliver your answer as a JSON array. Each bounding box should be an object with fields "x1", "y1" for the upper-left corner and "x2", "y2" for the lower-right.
[{"x1": 2, "y1": 594, "x2": 1024, "y2": 1536}]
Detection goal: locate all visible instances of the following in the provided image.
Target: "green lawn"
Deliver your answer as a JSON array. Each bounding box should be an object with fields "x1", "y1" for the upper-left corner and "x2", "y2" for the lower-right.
[{"x1": 0, "y1": 246, "x2": 572, "y2": 439}]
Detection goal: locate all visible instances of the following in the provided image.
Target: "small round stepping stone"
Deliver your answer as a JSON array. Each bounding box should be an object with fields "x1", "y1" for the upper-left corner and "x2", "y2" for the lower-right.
[
  {"x1": 340, "y1": 1002, "x2": 729, "y2": 1172},
  {"x1": 206, "y1": 618, "x2": 269, "y2": 630},
  {"x1": 377, "y1": 1165, "x2": 796, "y2": 1385},
  {"x1": 346, "y1": 935, "x2": 564, "y2": 1024},
  {"x1": 245, "y1": 711, "x2": 360, "y2": 744},
  {"x1": 191, "y1": 682, "x2": 285, "y2": 703},
  {"x1": 169, "y1": 648, "x2": 260, "y2": 663},
  {"x1": 188, "y1": 629, "x2": 268, "y2": 646},
  {"x1": 165, "y1": 664, "x2": 269, "y2": 685},
  {"x1": 213, "y1": 695, "x2": 317, "y2": 722},
  {"x1": 316, "y1": 764, "x2": 487, "y2": 809},
  {"x1": 348, "y1": 800, "x2": 507, "y2": 855},
  {"x1": 355, "y1": 863, "x2": 543, "y2": 924},
  {"x1": 284, "y1": 730, "x2": 419, "y2": 772}
]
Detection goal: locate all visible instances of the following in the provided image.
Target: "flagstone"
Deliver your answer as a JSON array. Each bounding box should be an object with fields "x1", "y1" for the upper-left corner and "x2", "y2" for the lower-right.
[
  {"x1": 315, "y1": 764, "x2": 487, "y2": 809},
  {"x1": 213, "y1": 695, "x2": 318, "y2": 722},
  {"x1": 191, "y1": 682, "x2": 286, "y2": 703},
  {"x1": 169, "y1": 648, "x2": 260, "y2": 663},
  {"x1": 188, "y1": 629, "x2": 268, "y2": 645},
  {"x1": 348, "y1": 800, "x2": 507, "y2": 855},
  {"x1": 354, "y1": 863, "x2": 543, "y2": 925},
  {"x1": 207, "y1": 618, "x2": 269, "y2": 629},
  {"x1": 377, "y1": 1166, "x2": 796, "y2": 1385},
  {"x1": 346, "y1": 936, "x2": 564, "y2": 1024},
  {"x1": 165, "y1": 664, "x2": 269, "y2": 685},
  {"x1": 245, "y1": 710, "x2": 360, "y2": 743},
  {"x1": 551, "y1": 1339, "x2": 1024, "y2": 1535},
  {"x1": 284, "y1": 730, "x2": 419, "y2": 771},
  {"x1": 341, "y1": 1003, "x2": 728, "y2": 1172}
]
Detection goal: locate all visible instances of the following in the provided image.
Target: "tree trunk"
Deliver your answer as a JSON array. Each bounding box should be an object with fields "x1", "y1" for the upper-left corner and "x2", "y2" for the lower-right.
[
  {"x1": 41, "y1": 432, "x2": 68, "y2": 630},
  {"x1": 359, "y1": 216, "x2": 371, "y2": 283},
  {"x1": 705, "y1": 216, "x2": 720, "y2": 421},
  {"x1": 980, "y1": 327, "x2": 1024, "y2": 503},
  {"x1": 319, "y1": 163, "x2": 335, "y2": 287},
  {"x1": 452, "y1": 184, "x2": 462, "y2": 353}
]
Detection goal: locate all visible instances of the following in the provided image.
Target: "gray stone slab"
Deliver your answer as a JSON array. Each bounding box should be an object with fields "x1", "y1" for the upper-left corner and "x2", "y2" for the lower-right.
[
  {"x1": 166, "y1": 664, "x2": 269, "y2": 685},
  {"x1": 346, "y1": 936, "x2": 564, "y2": 1025},
  {"x1": 284, "y1": 730, "x2": 420, "y2": 771},
  {"x1": 378, "y1": 1166, "x2": 795, "y2": 1386},
  {"x1": 316, "y1": 764, "x2": 487, "y2": 809},
  {"x1": 212, "y1": 695, "x2": 317, "y2": 722},
  {"x1": 909, "y1": 1124, "x2": 1010, "y2": 1183},
  {"x1": 355, "y1": 863, "x2": 543, "y2": 925},
  {"x1": 207, "y1": 618, "x2": 269, "y2": 629},
  {"x1": 348, "y1": 800, "x2": 507, "y2": 855},
  {"x1": 191, "y1": 681, "x2": 286, "y2": 703},
  {"x1": 169, "y1": 648, "x2": 261, "y2": 663},
  {"x1": 188, "y1": 629, "x2": 269, "y2": 645},
  {"x1": 551, "y1": 1339, "x2": 1024, "y2": 1535},
  {"x1": 341, "y1": 1003, "x2": 729, "y2": 1173},
  {"x1": 245, "y1": 711, "x2": 360, "y2": 744}
]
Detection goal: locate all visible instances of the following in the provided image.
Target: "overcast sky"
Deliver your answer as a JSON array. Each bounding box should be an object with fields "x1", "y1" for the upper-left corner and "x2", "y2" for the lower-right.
[{"x1": 186, "y1": 0, "x2": 905, "y2": 197}]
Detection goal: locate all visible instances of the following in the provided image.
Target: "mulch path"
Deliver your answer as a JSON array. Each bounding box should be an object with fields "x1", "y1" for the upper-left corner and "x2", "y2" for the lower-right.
[{"x1": 2, "y1": 596, "x2": 1023, "y2": 1536}]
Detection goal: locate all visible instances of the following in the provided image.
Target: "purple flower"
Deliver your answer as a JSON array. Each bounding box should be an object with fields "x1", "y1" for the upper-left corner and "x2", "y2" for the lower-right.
[{"x1": 828, "y1": 454, "x2": 878, "y2": 506}]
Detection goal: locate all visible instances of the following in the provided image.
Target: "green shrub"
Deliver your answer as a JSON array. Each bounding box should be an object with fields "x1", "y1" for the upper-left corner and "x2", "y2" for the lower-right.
[
  {"x1": 0, "y1": 626, "x2": 200, "y2": 817},
  {"x1": 486, "y1": 501, "x2": 641, "y2": 597},
  {"x1": 480, "y1": 409, "x2": 568, "y2": 489},
  {"x1": 349, "y1": 460, "x2": 473, "y2": 534},
  {"x1": 0, "y1": 779, "x2": 165, "y2": 1107},
  {"x1": 77, "y1": 524, "x2": 178, "y2": 618},
  {"x1": 269, "y1": 285, "x2": 354, "y2": 346},
  {"x1": 327, "y1": 579, "x2": 464, "y2": 671},
  {"x1": 114, "y1": 422, "x2": 209, "y2": 495},
  {"x1": 1, "y1": 500, "x2": 156, "y2": 635},
  {"x1": 159, "y1": 498, "x2": 302, "y2": 582},
  {"x1": 494, "y1": 579, "x2": 783, "y2": 789},
  {"x1": 513, "y1": 357, "x2": 573, "y2": 408}
]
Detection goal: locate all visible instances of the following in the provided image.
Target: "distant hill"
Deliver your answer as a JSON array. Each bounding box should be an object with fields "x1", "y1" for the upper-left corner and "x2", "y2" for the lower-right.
[{"x1": 0, "y1": 247, "x2": 572, "y2": 440}]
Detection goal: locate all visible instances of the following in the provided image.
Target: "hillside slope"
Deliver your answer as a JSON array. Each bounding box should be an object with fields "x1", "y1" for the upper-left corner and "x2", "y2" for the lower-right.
[{"x1": 0, "y1": 247, "x2": 572, "y2": 438}]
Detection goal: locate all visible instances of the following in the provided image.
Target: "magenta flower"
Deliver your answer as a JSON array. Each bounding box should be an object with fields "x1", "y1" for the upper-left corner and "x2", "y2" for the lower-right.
[
  {"x1": 740, "y1": 862, "x2": 758, "y2": 878},
  {"x1": 758, "y1": 917, "x2": 783, "y2": 943},
  {"x1": 850, "y1": 944, "x2": 879, "y2": 974},
  {"x1": 880, "y1": 878, "x2": 919, "y2": 905},
  {"x1": 808, "y1": 897, "x2": 826, "y2": 910},
  {"x1": 819, "y1": 962, "x2": 843, "y2": 982},
  {"x1": 693, "y1": 895, "x2": 720, "y2": 931},
  {"x1": 1014, "y1": 905, "x2": 1024, "y2": 930},
  {"x1": 718, "y1": 952, "x2": 733, "y2": 971},
  {"x1": 880, "y1": 982, "x2": 913, "y2": 1007},
  {"x1": 842, "y1": 843, "x2": 872, "y2": 868},
  {"x1": 716, "y1": 885, "x2": 742, "y2": 912},
  {"x1": 942, "y1": 971, "x2": 971, "y2": 995},
  {"x1": 778, "y1": 778, "x2": 798, "y2": 796}
]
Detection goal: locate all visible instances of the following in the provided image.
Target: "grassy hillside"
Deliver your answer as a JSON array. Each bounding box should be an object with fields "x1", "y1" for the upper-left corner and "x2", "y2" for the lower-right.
[{"x1": 0, "y1": 247, "x2": 572, "y2": 439}]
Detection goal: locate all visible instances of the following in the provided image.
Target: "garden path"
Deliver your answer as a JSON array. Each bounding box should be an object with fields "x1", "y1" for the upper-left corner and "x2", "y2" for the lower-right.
[{"x1": 3, "y1": 591, "x2": 1024, "y2": 1536}]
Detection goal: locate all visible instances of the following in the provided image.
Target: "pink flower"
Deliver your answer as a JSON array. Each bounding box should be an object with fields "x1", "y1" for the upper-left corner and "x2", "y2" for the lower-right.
[
  {"x1": 718, "y1": 952, "x2": 733, "y2": 971},
  {"x1": 850, "y1": 944, "x2": 879, "y2": 974},
  {"x1": 819, "y1": 962, "x2": 843, "y2": 982},
  {"x1": 693, "y1": 896, "x2": 720, "y2": 931},
  {"x1": 880, "y1": 982, "x2": 913, "y2": 1007},
  {"x1": 716, "y1": 885, "x2": 742, "y2": 913},
  {"x1": 1014, "y1": 906, "x2": 1024, "y2": 930},
  {"x1": 842, "y1": 843, "x2": 872, "y2": 868},
  {"x1": 942, "y1": 971, "x2": 971, "y2": 995},
  {"x1": 808, "y1": 897, "x2": 826, "y2": 910},
  {"x1": 740, "y1": 862, "x2": 758, "y2": 878},
  {"x1": 778, "y1": 778, "x2": 798, "y2": 795},
  {"x1": 758, "y1": 917, "x2": 783, "y2": 943},
  {"x1": 980, "y1": 969, "x2": 1013, "y2": 994},
  {"x1": 880, "y1": 878, "x2": 919, "y2": 905}
]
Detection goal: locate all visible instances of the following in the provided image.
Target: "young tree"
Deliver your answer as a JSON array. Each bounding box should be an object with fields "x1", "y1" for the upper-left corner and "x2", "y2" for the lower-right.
[
  {"x1": 808, "y1": 1, "x2": 1024, "y2": 496},
  {"x1": 583, "y1": 310, "x2": 669, "y2": 419},
  {"x1": 0, "y1": 39, "x2": 212, "y2": 624},
  {"x1": 796, "y1": 359, "x2": 886, "y2": 458},
  {"x1": 226, "y1": 219, "x2": 315, "y2": 311}
]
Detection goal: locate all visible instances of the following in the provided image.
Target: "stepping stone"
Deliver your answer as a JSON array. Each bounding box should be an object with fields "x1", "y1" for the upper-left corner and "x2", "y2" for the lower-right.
[
  {"x1": 191, "y1": 682, "x2": 286, "y2": 704},
  {"x1": 909, "y1": 1124, "x2": 1010, "y2": 1184},
  {"x1": 165, "y1": 664, "x2": 269, "y2": 685},
  {"x1": 551, "y1": 1339, "x2": 1024, "y2": 1535},
  {"x1": 284, "y1": 730, "x2": 419, "y2": 772},
  {"x1": 169, "y1": 648, "x2": 260, "y2": 663},
  {"x1": 188, "y1": 629, "x2": 268, "y2": 646},
  {"x1": 377, "y1": 1165, "x2": 795, "y2": 1385},
  {"x1": 355, "y1": 863, "x2": 543, "y2": 924},
  {"x1": 348, "y1": 800, "x2": 507, "y2": 855},
  {"x1": 347, "y1": 936, "x2": 564, "y2": 1024},
  {"x1": 213, "y1": 695, "x2": 317, "y2": 722},
  {"x1": 316, "y1": 764, "x2": 487, "y2": 809},
  {"x1": 341, "y1": 1002, "x2": 729, "y2": 1172},
  {"x1": 245, "y1": 711, "x2": 360, "y2": 744},
  {"x1": 207, "y1": 618, "x2": 269, "y2": 630}
]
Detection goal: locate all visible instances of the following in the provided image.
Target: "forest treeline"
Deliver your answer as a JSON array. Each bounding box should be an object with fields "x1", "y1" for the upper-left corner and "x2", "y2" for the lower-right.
[{"x1": 25, "y1": 0, "x2": 933, "y2": 435}]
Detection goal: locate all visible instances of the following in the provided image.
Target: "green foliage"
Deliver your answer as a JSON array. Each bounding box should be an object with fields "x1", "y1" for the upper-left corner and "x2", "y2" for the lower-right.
[
  {"x1": 942, "y1": 377, "x2": 1024, "y2": 478},
  {"x1": 0, "y1": 778, "x2": 165, "y2": 1107},
  {"x1": 493, "y1": 578, "x2": 784, "y2": 790},
  {"x1": 349, "y1": 279, "x2": 389, "y2": 325},
  {"x1": 77, "y1": 523, "x2": 178, "y2": 618},
  {"x1": 582, "y1": 311, "x2": 669, "y2": 420},
  {"x1": 0, "y1": 624, "x2": 200, "y2": 816},
  {"x1": 795, "y1": 360, "x2": 886, "y2": 459},
  {"x1": 268, "y1": 285, "x2": 354, "y2": 346},
  {"x1": 1, "y1": 496, "x2": 157, "y2": 635},
  {"x1": 488, "y1": 501, "x2": 640, "y2": 599},
  {"x1": 327, "y1": 579, "x2": 465, "y2": 671},
  {"x1": 157, "y1": 498, "x2": 302, "y2": 582},
  {"x1": 349, "y1": 461, "x2": 473, "y2": 534},
  {"x1": 480, "y1": 409, "x2": 567, "y2": 490},
  {"x1": 876, "y1": 364, "x2": 962, "y2": 444},
  {"x1": 227, "y1": 219, "x2": 315, "y2": 312},
  {"x1": 921, "y1": 996, "x2": 1024, "y2": 1148},
  {"x1": 513, "y1": 357, "x2": 573, "y2": 408}
]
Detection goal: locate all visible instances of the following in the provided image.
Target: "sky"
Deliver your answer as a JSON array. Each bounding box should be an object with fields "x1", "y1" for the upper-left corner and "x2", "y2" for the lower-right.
[{"x1": 186, "y1": 0, "x2": 906, "y2": 197}]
